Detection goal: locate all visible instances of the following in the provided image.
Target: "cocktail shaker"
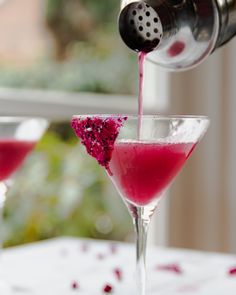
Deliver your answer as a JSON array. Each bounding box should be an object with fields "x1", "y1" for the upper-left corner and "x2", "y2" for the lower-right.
[{"x1": 119, "y1": 0, "x2": 236, "y2": 70}]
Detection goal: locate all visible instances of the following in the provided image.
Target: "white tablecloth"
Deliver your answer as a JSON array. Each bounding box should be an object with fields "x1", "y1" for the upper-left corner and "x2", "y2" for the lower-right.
[{"x1": 1, "y1": 237, "x2": 236, "y2": 294}]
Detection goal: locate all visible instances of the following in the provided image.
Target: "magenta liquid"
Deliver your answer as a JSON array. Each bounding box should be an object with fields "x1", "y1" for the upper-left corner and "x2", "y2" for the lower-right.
[
  {"x1": 0, "y1": 139, "x2": 36, "y2": 181},
  {"x1": 109, "y1": 141, "x2": 196, "y2": 206},
  {"x1": 138, "y1": 52, "x2": 146, "y2": 138}
]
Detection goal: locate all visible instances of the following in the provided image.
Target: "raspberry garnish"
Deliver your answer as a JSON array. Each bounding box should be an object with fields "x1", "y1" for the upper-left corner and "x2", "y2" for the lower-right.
[
  {"x1": 103, "y1": 284, "x2": 113, "y2": 293},
  {"x1": 71, "y1": 281, "x2": 79, "y2": 290},
  {"x1": 228, "y1": 267, "x2": 236, "y2": 276},
  {"x1": 71, "y1": 116, "x2": 127, "y2": 172},
  {"x1": 113, "y1": 268, "x2": 122, "y2": 281},
  {"x1": 157, "y1": 263, "x2": 183, "y2": 274}
]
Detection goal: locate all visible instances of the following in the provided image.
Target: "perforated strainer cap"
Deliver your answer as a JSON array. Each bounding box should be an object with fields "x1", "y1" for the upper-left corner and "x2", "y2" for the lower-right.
[{"x1": 119, "y1": 1, "x2": 163, "y2": 52}]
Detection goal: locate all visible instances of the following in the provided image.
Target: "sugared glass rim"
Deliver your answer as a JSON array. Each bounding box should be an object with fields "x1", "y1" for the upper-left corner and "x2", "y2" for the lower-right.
[{"x1": 72, "y1": 114, "x2": 209, "y2": 121}]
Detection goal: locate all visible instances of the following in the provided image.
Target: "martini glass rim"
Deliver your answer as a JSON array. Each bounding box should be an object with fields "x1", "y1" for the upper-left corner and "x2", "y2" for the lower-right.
[{"x1": 72, "y1": 114, "x2": 209, "y2": 121}]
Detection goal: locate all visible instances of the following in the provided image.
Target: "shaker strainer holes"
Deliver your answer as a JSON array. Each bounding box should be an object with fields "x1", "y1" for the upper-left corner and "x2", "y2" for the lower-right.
[
  {"x1": 154, "y1": 17, "x2": 158, "y2": 23},
  {"x1": 132, "y1": 10, "x2": 137, "y2": 16},
  {"x1": 154, "y1": 28, "x2": 158, "y2": 33},
  {"x1": 146, "y1": 4, "x2": 150, "y2": 8},
  {"x1": 130, "y1": 20, "x2": 135, "y2": 25},
  {"x1": 138, "y1": 4, "x2": 143, "y2": 9},
  {"x1": 139, "y1": 26, "x2": 143, "y2": 31},
  {"x1": 138, "y1": 16, "x2": 143, "y2": 21},
  {"x1": 146, "y1": 22, "x2": 151, "y2": 27},
  {"x1": 146, "y1": 11, "x2": 150, "y2": 17},
  {"x1": 146, "y1": 32, "x2": 151, "y2": 37}
]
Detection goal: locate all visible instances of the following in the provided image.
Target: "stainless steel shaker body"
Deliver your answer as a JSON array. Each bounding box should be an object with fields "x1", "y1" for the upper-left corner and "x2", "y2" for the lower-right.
[{"x1": 119, "y1": 0, "x2": 236, "y2": 70}]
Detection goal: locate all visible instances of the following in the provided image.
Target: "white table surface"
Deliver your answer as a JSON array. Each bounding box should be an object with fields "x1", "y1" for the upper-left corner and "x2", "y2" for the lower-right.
[{"x1": 1, "y1": 237, "x2": 236, "y2": 294}]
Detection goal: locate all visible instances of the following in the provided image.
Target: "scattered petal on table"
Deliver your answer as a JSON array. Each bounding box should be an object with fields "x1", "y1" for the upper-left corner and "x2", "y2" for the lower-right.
[
  {"x1": 228, "y1": 267, "x2": 236, "y2": 276},
  {"x1": 156, "y1": 263, "x2": 183, "y2": 274}
]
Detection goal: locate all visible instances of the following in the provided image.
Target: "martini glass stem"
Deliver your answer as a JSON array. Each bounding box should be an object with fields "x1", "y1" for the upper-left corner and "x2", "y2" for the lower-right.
[
  {"x1": 0, "y1": 182, "x2": 7, "y2": 247},
  {"x1": 130, "y1": 205, "x2": 153, "y2": 295}
]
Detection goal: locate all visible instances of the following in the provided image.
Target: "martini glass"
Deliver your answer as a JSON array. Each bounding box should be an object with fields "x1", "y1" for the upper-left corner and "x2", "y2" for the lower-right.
[
  {"x1": 71, "y1": 115, "x2": 209, "y2": 295},
  {"x1": 0, "y1": 116, "x2": 48, "y2": 293}
]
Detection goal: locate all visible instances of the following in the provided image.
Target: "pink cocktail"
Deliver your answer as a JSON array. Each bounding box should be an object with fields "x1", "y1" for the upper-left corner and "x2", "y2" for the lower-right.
[
  {"x1": 110, "y1": 141, "x2": 195, "y2": 206},
  {"x1": 0, "y1": 139, "x2": 36, "y2": 181},
  {"x1": 71, "y1": 115, "x2": 209, "y2": 295},
  {"x1": 0, "y1": 117, "x2": 48, "y2": 294}
]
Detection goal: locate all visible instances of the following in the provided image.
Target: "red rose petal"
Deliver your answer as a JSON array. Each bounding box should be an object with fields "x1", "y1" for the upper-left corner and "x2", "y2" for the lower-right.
[
  {"x1": 229, "y1": 267, "x2": 236, "y2": 276},
  {"x1": 71, "y1": 281, "x2": 79, "y2": 290},
  {"x1": 113, "y1": 268, "x2": 122, "y2": 281},
  {"x1": 157, "y1": 263, "x2": 183, "y2": 274},
  {"x1": 103, "y1": 284, "x2": 113, "y2": 293}
]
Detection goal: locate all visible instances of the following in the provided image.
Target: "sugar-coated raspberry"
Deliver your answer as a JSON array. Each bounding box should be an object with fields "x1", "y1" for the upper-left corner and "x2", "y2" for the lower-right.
[{"x1": 71, "y1": 116, "x2": 127, "y2": 171}]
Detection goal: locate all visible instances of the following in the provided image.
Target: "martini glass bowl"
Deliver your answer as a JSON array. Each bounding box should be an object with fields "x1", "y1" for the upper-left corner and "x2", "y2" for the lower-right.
[
  {"x1": 0, "y1": 116, "x2": 48, "y2": 293},
  {"x1": 72, "y1": 115, "x2": 209, "y2": 295}
]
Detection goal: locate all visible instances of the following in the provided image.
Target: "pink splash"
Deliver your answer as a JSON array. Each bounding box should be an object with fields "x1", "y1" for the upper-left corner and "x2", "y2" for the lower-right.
[{"x1": 71, "y1": 116, "x2": 127, "y2": 172}]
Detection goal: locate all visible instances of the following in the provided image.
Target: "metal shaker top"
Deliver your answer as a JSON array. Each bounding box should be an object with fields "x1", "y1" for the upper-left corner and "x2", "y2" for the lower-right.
[
  {"x1": 119, "y1": 2, "x2": 163, "y2": 52},
  {"x1": 119, "y1": 0, "x2": 220, "y2": 71}
]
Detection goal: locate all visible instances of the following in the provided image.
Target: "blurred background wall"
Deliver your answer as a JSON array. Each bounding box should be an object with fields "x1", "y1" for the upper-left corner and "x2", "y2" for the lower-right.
[
  {"x1": 0, "y1": 0, "x2": 47, "y2": 64},
  {"x1": 167, "y1": 45, "x2": 236, "y2": 254}
]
